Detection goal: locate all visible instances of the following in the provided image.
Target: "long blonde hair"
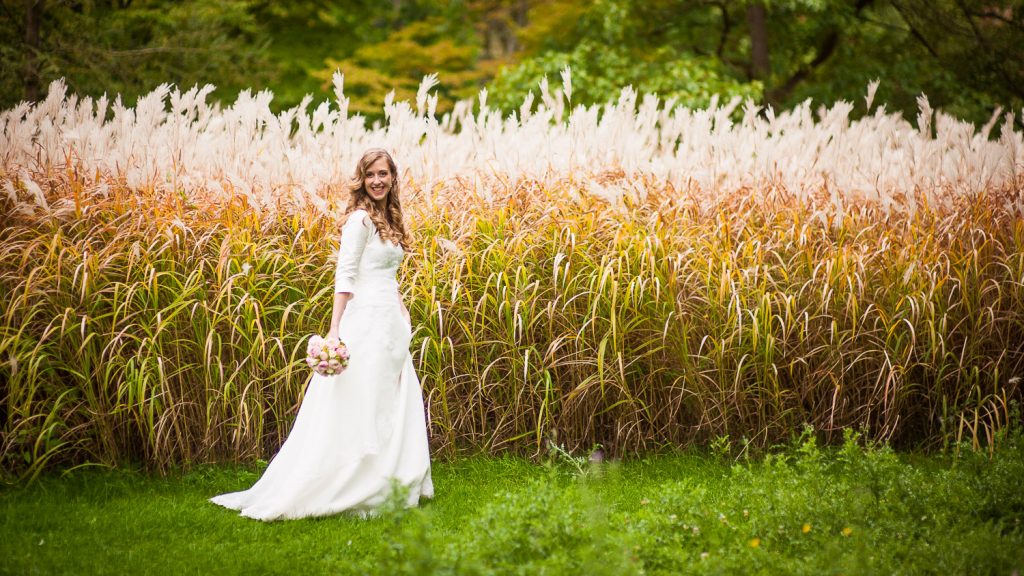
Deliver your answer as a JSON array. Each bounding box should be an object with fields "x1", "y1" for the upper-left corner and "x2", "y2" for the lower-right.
[{"x1": 342, "y1": 148, "x2": 409, "y2": 251}]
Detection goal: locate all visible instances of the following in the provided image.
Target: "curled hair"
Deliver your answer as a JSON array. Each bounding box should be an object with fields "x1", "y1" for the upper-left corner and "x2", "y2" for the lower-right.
[{"x1": 342, "y1": 148, "x2": 409, "y2": 251}]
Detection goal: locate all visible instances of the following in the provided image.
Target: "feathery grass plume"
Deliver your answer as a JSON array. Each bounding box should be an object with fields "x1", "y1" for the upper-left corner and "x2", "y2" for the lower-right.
[{"x1": 5, "y1": 72, "x2": 1018, "y2": 216}]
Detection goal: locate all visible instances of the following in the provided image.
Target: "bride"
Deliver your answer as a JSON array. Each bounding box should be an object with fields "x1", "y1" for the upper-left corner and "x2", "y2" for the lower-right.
[{"x1": 210, "y1": 148, "x2": 434, "y2": 520}]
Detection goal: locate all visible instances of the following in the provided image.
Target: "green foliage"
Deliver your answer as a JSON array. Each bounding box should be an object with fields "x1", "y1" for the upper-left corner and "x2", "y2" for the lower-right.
[
  {"x1": 5, "y1": 442, "x2": 1022, "y2": 574},
  {"x1": 490, "y1": 43, "x2": 762, "y2": 112},
  {"x1": 0, "y1": 0, "x2": 270, "y2": 110},
  {"x1": 250, "y1": 2, "x2": 377, "y2": 111},
  {"x1": 2, "y1": 0, "x2": 1019, "y2": 123},
  {"x1": 488, "y1": 0, "x2": 761, "y2": 112},
  {"x1": 888, "y1": 0, "x2": 1024, "y2": 115},
  {"x1": 753, "y1": 1, "x2": 1019, "y2": 124},
  {"x1": 490, "y1": 0, "x2": 1021, "y2": 124},
  {"x1": 314, "y1": 16, "x2": 487, "y2": 116},
  {"x1": 381, "y1": 474, "x2": 641, "y2": 575},
  {"x1": 512, "y1": 0, "x2": 591, "y2": 56}
]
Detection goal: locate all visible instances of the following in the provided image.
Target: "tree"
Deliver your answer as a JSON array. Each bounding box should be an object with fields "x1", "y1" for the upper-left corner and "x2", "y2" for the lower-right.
[
  {"x1": 2, "y1": 0, "x2": 1017, "y2": 125},
  {"x1": 485, "y1": 0, "x2": 1020, "y2": 124},
  {"x1": 890, "y1": 0, "x2": 1024, "y2": 106},
  {"x1": 756, "y1": 0, "x2": 877, "y2": 107},
  {"x1": 0, "y1": 0, "x2": 270, "y2": 109},
  {"x1": 487, "y1": 0, "x2": 762, "y2": 112}
]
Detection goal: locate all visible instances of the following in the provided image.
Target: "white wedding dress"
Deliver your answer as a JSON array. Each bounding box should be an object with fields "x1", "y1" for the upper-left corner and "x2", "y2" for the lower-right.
[{"x1": 210, "y1": 209, "x2": 433, "y2": 520}]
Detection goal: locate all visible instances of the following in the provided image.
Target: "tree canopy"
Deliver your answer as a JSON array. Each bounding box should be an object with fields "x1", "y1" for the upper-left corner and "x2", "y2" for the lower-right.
[{"x1": 2, "y1": 0, "x2": 1021, "y2": 125}]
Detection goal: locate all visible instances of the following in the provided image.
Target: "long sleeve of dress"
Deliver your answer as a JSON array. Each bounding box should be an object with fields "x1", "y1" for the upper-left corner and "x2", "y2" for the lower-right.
[{"x1": 334, "y1": 210, "x2": 371, "y2": 295}]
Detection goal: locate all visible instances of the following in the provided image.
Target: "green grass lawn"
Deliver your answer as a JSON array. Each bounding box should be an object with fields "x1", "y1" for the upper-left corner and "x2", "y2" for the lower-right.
[{"x1": 2, "y1": 432, "x2": 1022, "y2": 575}]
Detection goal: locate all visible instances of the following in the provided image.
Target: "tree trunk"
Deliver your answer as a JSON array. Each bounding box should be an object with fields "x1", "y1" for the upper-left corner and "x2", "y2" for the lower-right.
[
  {"x1": 514, "y1": 0, "x2": 528, "y2": 27},
  {"x1": 746, "y1": 1, "x2": 770, "y2": 82},
  {"x1": 24, "y1": 0, "x2": 45, "y2": 102}
]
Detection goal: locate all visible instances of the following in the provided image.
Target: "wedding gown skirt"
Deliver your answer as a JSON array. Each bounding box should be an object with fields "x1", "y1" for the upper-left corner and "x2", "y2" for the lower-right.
[{"x1": 209, "y1": 281, "x2": 434, "y2": 521}]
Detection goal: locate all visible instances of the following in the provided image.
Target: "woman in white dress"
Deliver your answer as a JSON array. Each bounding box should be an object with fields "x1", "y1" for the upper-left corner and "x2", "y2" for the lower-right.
[{"x1": 210, "y1": 148, "x2": 434, "y2": 520}]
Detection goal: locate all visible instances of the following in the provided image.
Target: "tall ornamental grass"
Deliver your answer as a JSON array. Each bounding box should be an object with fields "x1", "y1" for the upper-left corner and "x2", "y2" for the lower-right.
[{"x1": 1, "y1": 74, "x2": 1023, "y2": 479}]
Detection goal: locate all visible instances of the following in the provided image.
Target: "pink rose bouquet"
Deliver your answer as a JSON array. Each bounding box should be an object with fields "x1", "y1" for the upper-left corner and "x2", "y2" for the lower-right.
[{"x1": 306, "y1": 335, "x2": 351, "y2": 376}]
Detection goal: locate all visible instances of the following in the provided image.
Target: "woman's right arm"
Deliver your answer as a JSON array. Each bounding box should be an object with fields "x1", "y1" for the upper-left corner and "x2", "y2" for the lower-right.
[
  {"x1": 327, "y1": 210, "x2": 371, "y2": 339},
  {"x1": 326, "y1": 292, "x2": 351, "y2": 341}
]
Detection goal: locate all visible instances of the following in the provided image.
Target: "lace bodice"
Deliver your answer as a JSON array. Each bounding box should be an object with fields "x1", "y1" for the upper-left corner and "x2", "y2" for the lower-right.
[{"x1": 334, "y1": 209, "x2": 404, "y2": 304}]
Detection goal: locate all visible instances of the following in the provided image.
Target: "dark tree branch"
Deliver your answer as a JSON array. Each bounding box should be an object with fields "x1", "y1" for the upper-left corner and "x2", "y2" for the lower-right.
[
  {"x1": 710, "y1": 1, "x2": 731, "y2": 59},
  {"x1": 859, "y1": 13, "x2": 917, "y2": 34},
  {"x1": 106, "y1": 46, "x2": 209, "y2": 56},
  {"x1": 971, "y1": 9, "x2": 1024, "y2": 30},
  {"x1": 958, "y1": 1, "x2": 1024, "y2": 102},
  {"x1": 767, "y1": 33, "x2": 839, "y2": 104},
  {"x1": 890, "y1": 0, "x2": 940, "y2": 58},
  {"x1": 766, "y1": 0, "x2": 875, "y2": 106},
  {"x1": 642, "y1": 1, "x2": 742, "y2": 73},
  {"x1": 888, "y1": 1, "x2": 1024, "y2": 115},
  {"x1": 955, "y1": 0, "x2": 990, "y2": 51}
]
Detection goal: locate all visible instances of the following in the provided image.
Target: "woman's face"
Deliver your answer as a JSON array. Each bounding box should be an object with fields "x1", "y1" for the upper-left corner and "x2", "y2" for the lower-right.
[{"x1": 364, "y1": 157, "x2": 393, "y2": 204}]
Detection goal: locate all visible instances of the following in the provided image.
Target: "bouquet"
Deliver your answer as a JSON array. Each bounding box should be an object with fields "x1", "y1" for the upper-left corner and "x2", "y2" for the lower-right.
[{"x1": 306, "y1": 335, "x2": 351, "y2": 376}]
